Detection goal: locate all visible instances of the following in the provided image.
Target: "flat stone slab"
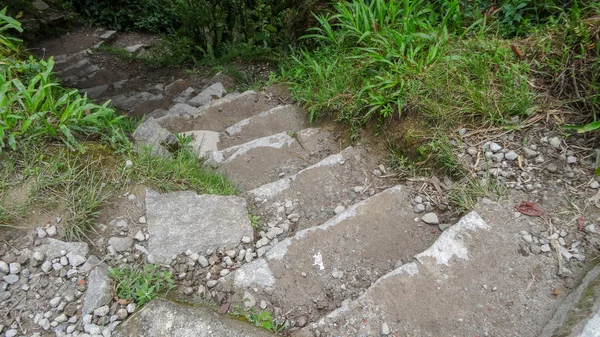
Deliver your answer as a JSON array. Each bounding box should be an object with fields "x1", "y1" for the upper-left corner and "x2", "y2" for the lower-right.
[
  {"x1": 146, "y1": 189, "x2": 252, "y2": 264},
  {"x1": 37, "y1": 239, "x2": 89, "y2": 260},
  {"x1": 208, "y1": 132, "x2": 311, "y2": 191},
  {"x1": 181, "y1": 130, "x2": 220, "y2": 157},
  {"x1": 82, "y1": 262, "x2": 112, "y2": 315},
  {"x1": 297, "y1": 210, "x2": 570, "y2": 337},
  {"x1": 112, "y1": 92, "x2": 164, "y2": 111},
  {"x1": 220, "y1": 105, "x2": 308, "y2": 149},
  {"x1": 114, "y1": 298, "x2": 275, "y2": 337},
  {"x1": 188, "y1": 82, "x2": 226, "y2": 107},
  {"x1": 248, "y1": 146, "x2": 379, "y2": 232},
  {"x1": 540, "y1": 264, "x2": 600, "y2": 337},
  {"x1": 132, "y1": 118, "x2": 176, "y2": 157},
  {"x1": 233, "y1": 186, "x2": 435, "y2": 324},
  {"x1": 158, "y1": 91, "x2": 279, "y2": 133}
]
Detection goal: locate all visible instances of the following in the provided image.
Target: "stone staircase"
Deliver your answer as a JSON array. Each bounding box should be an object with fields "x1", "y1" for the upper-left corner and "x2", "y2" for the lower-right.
[{"x1": 37, "y1": 29, "x2": 599, "y2": 337}]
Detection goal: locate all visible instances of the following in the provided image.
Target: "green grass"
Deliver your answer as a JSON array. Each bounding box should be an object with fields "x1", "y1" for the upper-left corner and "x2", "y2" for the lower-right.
[
  {"x1": 27, "y1": 146, "x2": 114, "y2": 240},
  {"x1": 231, "y1": 304, "x2": 285, "y2": 333},
  {"x1": 448, "y1": 171, "x2": 505, "y2": 211},
  {"x1": 109, "y1": 264, "x2": 175, "y2": 306},
  {"x1": 127, "y1": 147, "x2": 237, "y2": 195}
]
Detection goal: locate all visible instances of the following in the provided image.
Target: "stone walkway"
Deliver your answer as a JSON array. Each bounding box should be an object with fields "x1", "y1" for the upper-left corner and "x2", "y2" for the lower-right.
[{"x1": 0, "y1": 29, "x2": 599, "y2": 337}]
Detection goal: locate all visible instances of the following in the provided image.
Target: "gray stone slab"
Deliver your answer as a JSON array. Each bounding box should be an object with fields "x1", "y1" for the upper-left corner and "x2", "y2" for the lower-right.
[
  {"x1": 248, "y1": 146, "x2": 379, "y2": 231},
  {"x1": 37, "y1": 239, "x2": 89, "y2": 260},
  {"x1": 146, "y1": 189, "x2": 252, "y2": 264},
  {"x1": 207, "y1": 132, "x2": 310, "y2": 191},
  {"x1": 233, "y1": 186, "x2": 434, "y2": 325},
  {"x1": 80, "y1": 85, "x2": 108, "y2": 99},
  {"x1": 298, "y1": 209, "x2": 568, "y2": 337},
  {"x1": 180, "y1": 130, "x2": 220, "y2": 157},
  {"x1": 167, "y1": 103, "x2": 200, "y2": 117},
  {"x1": 115, "y1": 92, "x2": 163, "y2": 111},
  {"x1": 219, "y1": 105, "x2": 308, "y2": 149},
  {"x1": 114, "y1": 298, "x2": 275, "y2": 337},
  {"x1": 132, "y1": 118, "x2": 176, "y2": 157},
  {"x1": 540, "y1": 264, "x2": 600, "y2": 337},
  {"x1": 157, "y1": 91, "x2": 279, "y2": 134},
  {"x1": 188, "y1": 82, "x2": 226, "y2": 107},
  {"x1": 82, "y1": 263, "x2": 112, "y2": 315}
]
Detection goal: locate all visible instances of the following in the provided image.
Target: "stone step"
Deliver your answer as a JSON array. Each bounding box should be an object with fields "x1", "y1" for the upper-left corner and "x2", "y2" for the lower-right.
[
  {"x1": 157, "y1": 90, "x2": 280, "y2": 134},
  {"x1": 539, "y1": 264, "x2": 600, "y2": 337},
  {"x1": 114, "y1": 298, "x2": 275, "y2": 337},
  {"x1": 229, "y1": 186, "x2": 437, "y2": 327},
  {"x1": 219, "y1": 105, "x2": 308, "y2": 149},
  {"x1": 292, "y1": 210, "x2": 570, "y2": 337},
  {"x1": 207, "y1": 132, "x2": 313, "y2": 191},
  {"x1": 247, "y1": 146, "x2": 383, "y2": 233}
]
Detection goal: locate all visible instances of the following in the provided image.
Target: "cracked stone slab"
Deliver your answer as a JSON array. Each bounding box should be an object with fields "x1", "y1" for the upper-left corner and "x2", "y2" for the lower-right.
[
  {"x1": 114, "y1": 298, "x2": 275, "y2": 337},
  {"x1": 207, "y1": 132, "x2": 311, "y2": 191},
  {"x1": 80, "y1": 84, "x2": 108, "y2": 99},
  {"x1": 146, "y1": 189, "x2": 252, "y2": 264}
]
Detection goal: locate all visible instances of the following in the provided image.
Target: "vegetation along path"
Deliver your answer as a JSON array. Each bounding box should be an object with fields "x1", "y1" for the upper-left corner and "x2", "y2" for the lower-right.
[{"x1": 1, "y1": 1, "x2": 600, "y2": 336}]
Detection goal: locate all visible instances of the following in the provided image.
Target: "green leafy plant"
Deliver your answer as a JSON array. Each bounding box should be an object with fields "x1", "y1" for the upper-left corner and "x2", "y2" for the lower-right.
[
  {"x1": 249, "y1": 214, "x2": 261, "y2": 229},
  {"x1": 109, "y1": 264, "x2": 175, "y2": 306},
  {"x1": 0, "y1": 12, "x2": 131, "y2": 152},
  {"x1": 231, "y1": 304, "x2": 285, "y2": 333},
  {"x1": 0, "y1": 7, "x2": 23, "y2": 55}
]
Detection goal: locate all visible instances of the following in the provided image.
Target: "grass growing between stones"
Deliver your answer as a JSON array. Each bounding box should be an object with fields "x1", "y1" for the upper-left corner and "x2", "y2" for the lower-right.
[
  {"x1": 109, "y1": 264, "x2": 175, "y2": 306},
  {"x1": 448, "y1": 171, "x2": 505, "y2": 211},
  {"x1": 127, "y1": 147, "x2": 237, "y2": 196},
  {"x1": 0, "y1": 143, "x2": 118, "y2": 239},
  {"x1": 230, "y1": 304, "x2": 285, "y2": 333}
]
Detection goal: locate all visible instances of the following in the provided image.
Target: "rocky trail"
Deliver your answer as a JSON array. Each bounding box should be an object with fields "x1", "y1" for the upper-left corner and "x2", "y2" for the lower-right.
[{"x1": 1, "y1": 28, "x2": 600, "y2": 337}]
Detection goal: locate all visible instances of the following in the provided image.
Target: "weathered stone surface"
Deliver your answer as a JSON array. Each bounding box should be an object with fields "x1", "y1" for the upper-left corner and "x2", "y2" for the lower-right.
[
  {"x1": 188, "y1": 82, "x2": 226, "y2": 107},
  {"x1": 132, "y1": 118, "x2": 177, "y2": 156},
  {"x1": 82, "y1": 263, "x2": 112, "y2": 315},
  {"x1": 124, "y1": 44, "x2": 146, "y2": 54},
  {"x1": 80, "y1": 84, "x2": 108, "y2": 99},
  {"x1": 220, "y1": 105, "x2": 308, "y2": 149},
  {"x1": 181, "y1": 130, "x2": 220, "y2": 157},
  {"x1": 108, "y1": 237, "x2": 133, "y2": 252},
  {"x1": 114, "y1": 92, "x2": 163, "y2": 111},
  {"x1": 208, "y1": 132, "x2": 310, "y2": 191},
  {"x1": 233, "y1": 186, "x2": 433, "y2": 325},
  {"x1": 33, "y1": 0, "x2": 50, "y2": 10},
  {"x1": 540, "y1": 265, "x2": 600, "y2": 337},
  {"x1": 99, "y1": 30, "x2": 117, "y2": 41},
  {"x1": 114, "y1": 298, "x2": 274, "y2": 337},
  {"x1": 146, "y1": 189, "x2": 252, "y2": 264},
  {"x1": 37, "y1": 239, "x2": 89, "y2": 260},
  {"x1": 167, "y1": 103, "x2": 200, "y2": 117}
]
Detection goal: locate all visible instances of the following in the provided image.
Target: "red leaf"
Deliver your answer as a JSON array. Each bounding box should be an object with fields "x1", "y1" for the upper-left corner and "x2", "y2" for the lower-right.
[
  {"x1": 577, "y1": 217, "x2": 586, "y2": 231},
  {"x1": 516, "y1": 201, "x2": 544, "y2": 217}
]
